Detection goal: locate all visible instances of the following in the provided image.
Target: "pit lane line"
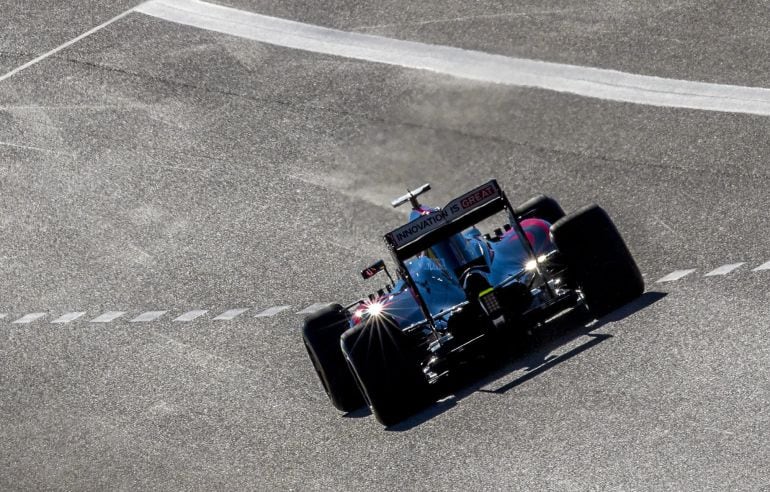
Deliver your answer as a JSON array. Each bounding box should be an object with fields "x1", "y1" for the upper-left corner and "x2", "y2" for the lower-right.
[
  {"x1": 1, "y1": 258, "x2": 769, "y2": 324},
  {"x1": 657, "y1": 261, "x2": 758, "y2": 282},
  {"x1": 703, "y1": 262, "x2": 745, "y2": 277},
  {"x1": 51, "y1": 312, "x2": 86, "y2": 323},
  {"x1": 11, "y1": 312, "x2": 47, "y2": 324},
  {"x1": 0, "y1": 306, "x2": 318, "y2": 324}
]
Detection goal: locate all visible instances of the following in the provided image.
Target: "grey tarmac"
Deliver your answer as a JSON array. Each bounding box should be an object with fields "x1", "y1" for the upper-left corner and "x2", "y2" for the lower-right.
[{"x1": 2, "y1": 1, "x2": 770, "y2": 490}]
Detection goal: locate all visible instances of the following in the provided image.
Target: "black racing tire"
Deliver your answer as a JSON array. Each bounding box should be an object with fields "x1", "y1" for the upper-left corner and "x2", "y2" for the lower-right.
[
  {"x1": 514, "y1": 194, "x2": 566, "y2": 225},
  {"x1": 341, "y1": 316, "x2": 430, "y2": 427},
  {"x1": 551, "y1": 205, "x2": 644, "y2": 317},
  {"x1": 302, "y1": 304, "x2": 364, "y2": 412}
]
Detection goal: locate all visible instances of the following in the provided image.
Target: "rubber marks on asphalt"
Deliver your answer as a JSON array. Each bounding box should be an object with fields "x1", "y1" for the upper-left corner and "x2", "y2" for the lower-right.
[
  {"x1": 657, "y1": 261, "x2": 764, "y2": 282},
  {"x1": 0, "y1": 304, "x2": 329, "y2": 325}
]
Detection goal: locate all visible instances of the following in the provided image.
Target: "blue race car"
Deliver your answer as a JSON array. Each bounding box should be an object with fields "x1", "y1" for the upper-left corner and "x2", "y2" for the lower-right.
[{"x1": 302, "y1": 180, "x2": 643, "y2": 426}]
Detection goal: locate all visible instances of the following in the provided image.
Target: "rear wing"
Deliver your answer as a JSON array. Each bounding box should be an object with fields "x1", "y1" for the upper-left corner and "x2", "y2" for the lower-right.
[{"x1": 384, "y1": 180, "x2": 510, "y2": 259}]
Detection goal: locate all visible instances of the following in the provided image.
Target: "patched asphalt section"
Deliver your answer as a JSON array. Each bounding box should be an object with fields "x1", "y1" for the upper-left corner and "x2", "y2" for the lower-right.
[{"x1": 3, "y1": 3, "x2": 770, "y2": 490}]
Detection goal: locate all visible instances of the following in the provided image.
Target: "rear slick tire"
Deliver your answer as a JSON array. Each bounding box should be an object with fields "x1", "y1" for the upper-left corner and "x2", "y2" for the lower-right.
[
  {"x1": 341, "y1": 316, "x2": 430, "y2": 427},
  {"x1": 302, "y1": 304, "x2": 364, "y2": 412},
  {"x1": 551, "y1": 205, "x2": 644, "y2": 317}
]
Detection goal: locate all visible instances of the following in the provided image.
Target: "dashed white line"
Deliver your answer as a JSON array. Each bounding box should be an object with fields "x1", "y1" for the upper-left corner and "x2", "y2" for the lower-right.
[
  {"x1": 296, "y1": 303, "x2": 328, "y2": 315},
  {"x1": 90, "y1": 311, "x2": 126, "y2": 323},
  {"x1": 656, "y1": 269, "x2": 697, "y2": 283},
  {"x1": 212, "y1": 308, "x2": 249, "y2": 320},
  {"x1": 255, "y1": 305, "x2": 291, "y2": 317},
  {"x1": 12, "y1": 313, "x2": 46, "y2": 324},
  {"x1": 174, "y1": 309, "x2": 209, "y2": 322},
  {"x1": 135, "y1": 0, "x2": 770, "y2": 116},
  {"x1": 1, "y1": 255, "x2": 768, "y2": 326},
  {"x1": 51, "y1": 312, "x2": 86, "y2": 324},
  {"x1": 704, "y1": 263, "x2": 745, "y2": 276},
  {"x1": 130, "y1": 311, "x2": 167, "y2": 322}
]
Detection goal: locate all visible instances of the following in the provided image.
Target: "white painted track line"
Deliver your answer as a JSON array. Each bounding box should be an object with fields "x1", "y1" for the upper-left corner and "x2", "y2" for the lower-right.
[
  {"x1": 90, "y1": 311, "x2": 126, "y2": 323},
  {"x1": 13, "y1": 313, "x2": 46, "y2": 324},
  {"x1": 0, "y1": 8, "x2": 137, "y2": 83},
  {"x1": 255, "y1": 305, "x2": 291, "y2": 317},
  {"x1": 51, "y1": 312, "x2": 86, "y2": 324},
  {"x1": 135, "y1": 0, "x2": 770, "y2": 116},
  {"x1": 130, "y1": 311, "x2": 167, "y2": 322},
  {"x1": 752, "y1": 261, "x2": 770, "y2": 271},
  {"x1": 213, "y1": 308, "x2": 249, "y2": 320},
  {"x1": 296, "y1": 303, "x2": 328, "y2": 315},
  {"x1": 174, "y1": 310, "x2": 208, "y2": 321},
  {"x1": 656, "y1": 269, "x2": 697, "y2": 283},
  {"x1": 704, "y1": 263, "x2": 745, "y2": 276}
]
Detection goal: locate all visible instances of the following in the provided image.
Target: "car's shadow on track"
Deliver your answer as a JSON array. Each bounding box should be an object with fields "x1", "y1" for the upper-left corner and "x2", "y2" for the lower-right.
[{"x1": 382, "y1": 291, "x2": 667, "y2": 431}]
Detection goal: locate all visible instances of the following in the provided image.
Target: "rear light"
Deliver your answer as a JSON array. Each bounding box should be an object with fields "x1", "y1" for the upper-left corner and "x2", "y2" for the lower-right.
[{"x1": 479, "y1": 288, "x2": 503, "y2": 317}]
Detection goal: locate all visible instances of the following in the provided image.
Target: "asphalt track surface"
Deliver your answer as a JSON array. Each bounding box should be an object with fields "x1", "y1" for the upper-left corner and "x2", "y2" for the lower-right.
[{"x1": 2, "y1": 1, "x2": 770, "y2": 490}]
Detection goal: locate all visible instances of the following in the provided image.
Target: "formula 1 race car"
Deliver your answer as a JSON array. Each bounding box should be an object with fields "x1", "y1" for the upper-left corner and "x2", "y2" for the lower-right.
[{"x1": 302, "y1": 180, "x2": 644, "y2": 426}]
